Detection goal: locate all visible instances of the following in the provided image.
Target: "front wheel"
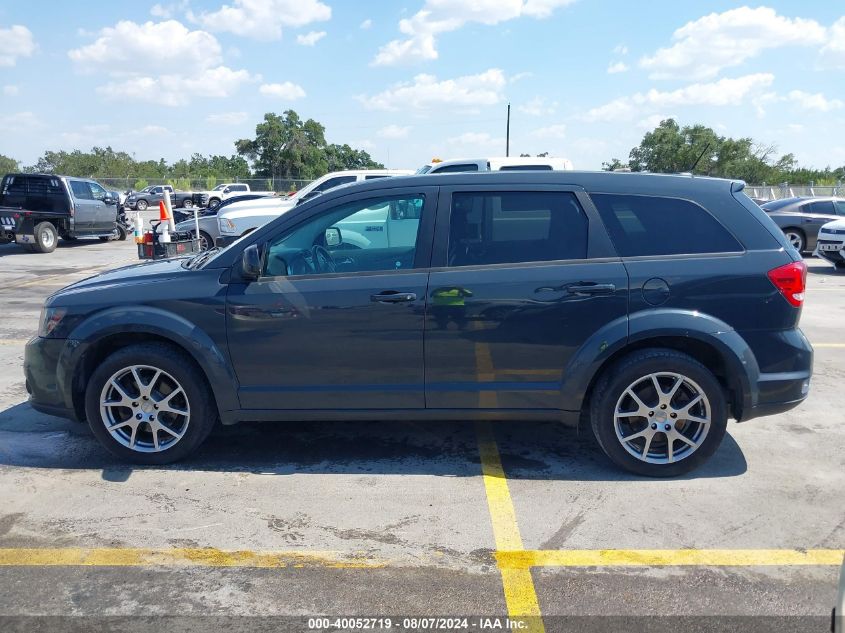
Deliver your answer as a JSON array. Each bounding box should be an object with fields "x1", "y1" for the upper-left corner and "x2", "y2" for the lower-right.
[
  {"x1": 207, "y1": 197, "x2": 221, "y2": 209},
  {"x1": 85, "y1": 343, "x2": 217, "y2": 464},
  {"x1": 783, "y1": 229, "x2": 805, "y2": 253},
  {"x1": 136, "y1": 199, "x2": 149, "y2": 211},
  {"x1": 590, "y1": 349, "x2": 728, "y2": 477}
]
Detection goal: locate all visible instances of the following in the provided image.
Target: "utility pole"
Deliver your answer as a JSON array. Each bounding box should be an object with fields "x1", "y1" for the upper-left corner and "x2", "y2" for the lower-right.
[{"x1": 506, "y1": 102, "x2": 511, "y2": 157}]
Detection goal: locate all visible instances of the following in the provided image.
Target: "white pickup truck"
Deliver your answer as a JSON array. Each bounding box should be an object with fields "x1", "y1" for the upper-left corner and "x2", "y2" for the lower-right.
[
  {"x1": 201, "y1": 183, "x2": 275, "y2": 209},
  {"x1": 415, "y1": 156, "x2": 573, "y2": 174},
  {"x1": 216, "y1": 169, "x2": 412, "y2": 246}
]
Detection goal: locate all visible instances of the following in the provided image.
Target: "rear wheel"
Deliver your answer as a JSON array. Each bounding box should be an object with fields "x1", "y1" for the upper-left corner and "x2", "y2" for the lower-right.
[
  {"x1": 590, "y1": 349, "x2": 728, "y2": 477},
  {"x1": 32, "y1": 222, "x2": 58, "y2": 253},
  {"x1": 85, "y1": 343, "x2": 216, "y2": 464},
  {"x1": 783, "y1": 229, "x2": 805, "y2": 253},
  {"x1": 182, "y1": 199, "x2": 193, "y2": 209}
]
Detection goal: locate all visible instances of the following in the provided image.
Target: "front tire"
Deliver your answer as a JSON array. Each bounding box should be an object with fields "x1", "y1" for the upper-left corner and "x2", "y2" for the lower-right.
[
  {"x1": 589, "y1": 349, "x2": 728, "y2": 477},
  {"x1": 783, "y1": 229, "x2": 805, "y2": 253},
  {"x1": 32, "y1": 221, "x2": 58, "y2": 253},
  {"x1": 85, "y1": 343, "x2": 216, "y2": 464},
  {"x1": 208, "y1": 197, "x2": 221, "y2": 209},
  {"x1": 136, "y1": 199, "x2": 149, "y2": 211}
]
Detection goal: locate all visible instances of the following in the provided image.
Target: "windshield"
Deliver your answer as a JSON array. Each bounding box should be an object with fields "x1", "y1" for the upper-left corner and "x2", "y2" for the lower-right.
[
  {"x1": 415, "y1": 165, "x2": 433, "y2": 174},
  {"x1": 213, "y1": 184, "x2": 227, "y2": 191}
]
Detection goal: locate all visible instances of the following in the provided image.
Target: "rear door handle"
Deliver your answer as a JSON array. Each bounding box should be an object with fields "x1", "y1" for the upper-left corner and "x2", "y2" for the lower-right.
[
  {"x1": 567, "y1": 283, "x2": 616, "y2": 296},
  {"x1": 370, "y1": 291, "x2": 417, "y2": 303}
]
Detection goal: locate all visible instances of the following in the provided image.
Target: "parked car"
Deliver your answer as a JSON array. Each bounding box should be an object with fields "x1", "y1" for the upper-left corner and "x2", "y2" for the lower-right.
[
  {"x1": 24, "y1": 171, "x2": 812, "y2": 476},
  {"x1": 416, "y1": 156, "x2": 574, "y2": 174},
  {"x1": 760, "y1": 196, "x2": 845, "y2": 253},
  {"x1": 215, "y1": 169, "x2": 412, "y2": 246},
  {"x1": 815, "y1": 218, "x2": 845, "y2": 269},
  {"x1": 124, "y1": 185, "x2": 196, "y2": 211},
  {"x1": 174, "y1": 193, "x2": 275, "y2": 251},
  {"x1": 199, "y1": 183, "x2": 274, "y2": 209},
  {"x1": 0, "y1": 173, "x2": 125, "y2": 253}
]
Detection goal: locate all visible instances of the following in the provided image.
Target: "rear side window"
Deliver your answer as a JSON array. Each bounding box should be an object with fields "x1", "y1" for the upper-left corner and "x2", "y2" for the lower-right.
[
  {"x1": 836, "y1": 201, "x2": 845, "y2": 215},
  {"x1": 448, "y1": 191, "x2": 588, "y2": 267},
  {"x1": 316, "y1": 175, "x2": 357, "y2": 192},
  {"x1": 591, "y1": 194, "x2": 742, "y2": 257},
  {"x1": 433, "y1": 163, "x2": 479, "y2": 174},
  {"x1": 804, "y1": 201, "x2": 835, "y2": 215}
]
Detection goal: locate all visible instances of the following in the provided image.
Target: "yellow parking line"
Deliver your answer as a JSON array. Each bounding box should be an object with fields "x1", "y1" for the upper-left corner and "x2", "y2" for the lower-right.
[
  {"x1": 814, "y1": 343, "x2": 845, "y2": 348},
  {"x1": 477, "y1": 422, "x2": 545, "y2": 632},
  {"x1": 497, "y1": 549, "x2": 845, "y2": 568},
  {"x1": 0, "y1": 548, "x2": 385, "y2": 569},
  {"x1": 0, "y1": 339, "x2": 30, "y2": 345}
]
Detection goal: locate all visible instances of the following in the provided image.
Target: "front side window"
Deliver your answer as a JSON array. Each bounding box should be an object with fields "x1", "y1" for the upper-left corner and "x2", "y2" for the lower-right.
[
  {"x1": 69, "y1": 181, "x2": 93, "y2": 200},
  {"x1": 89, "y1": 182, "x2": 107, "y2": 200},
  {"x1": 433, "y1": 163, "x2": 479, "y2": 174},
  {"x1": 447, "y1": 191, "x2": 588, "y2": 267},
  {"x1": 805, "y1": 201, "x2": 836, "y2": 215},
  {"x1": 315, "y1": 175, "x2": 357, "y2": 193},
  {"x1": 263, "y1": 194, "x2": 425, "y2": 277},
  {"x1": 591, "y1": 194, "x2": 742, "y2": 257}
]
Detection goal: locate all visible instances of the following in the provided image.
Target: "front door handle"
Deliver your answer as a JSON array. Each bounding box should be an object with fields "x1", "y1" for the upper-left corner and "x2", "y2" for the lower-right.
[
  {"x1": 370, "y1": 291, "x2": 417, "y2": 303},
  {"x1": 567, "y1": 283, "x2": 616, "y2": 296}
]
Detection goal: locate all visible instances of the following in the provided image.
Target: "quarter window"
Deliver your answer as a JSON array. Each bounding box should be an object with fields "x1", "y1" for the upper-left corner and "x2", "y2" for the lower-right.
[
  {"x1": 447, "y1": 191, "x2": 588, "y2": 267},
  {"x1": 264, "y1": 194, "x2": 425, "y2": 277},
  {"x1": 591, "y1": 194, "x2": 742, "y2": 257}
]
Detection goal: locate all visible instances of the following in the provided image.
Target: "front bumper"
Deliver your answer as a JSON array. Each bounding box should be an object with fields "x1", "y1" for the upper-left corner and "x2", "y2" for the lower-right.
[
  {"x1": 23, "y1": 336, "x2": 76, "y2": 421},
  {"x1": 816, "y1": 237, "x2": 845, "y2": 265}
]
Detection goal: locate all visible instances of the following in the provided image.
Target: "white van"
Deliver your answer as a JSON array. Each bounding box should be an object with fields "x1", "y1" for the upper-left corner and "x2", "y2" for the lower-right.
[{"x1": 415, "y1": 156, "x2": 573, "y2": 174}]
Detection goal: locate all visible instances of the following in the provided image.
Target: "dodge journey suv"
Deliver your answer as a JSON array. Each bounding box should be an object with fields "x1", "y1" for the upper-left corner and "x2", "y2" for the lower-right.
[{"x1": 24, "y1": 172, "x2": 812, "y2": 476}]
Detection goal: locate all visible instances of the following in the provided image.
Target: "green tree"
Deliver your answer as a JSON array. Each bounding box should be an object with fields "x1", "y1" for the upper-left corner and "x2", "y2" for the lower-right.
[
  {"x1": 0, "y1": 154, "x2": 19, "y2": 174},
  {"x1": 602, "y1": 158, "x2": 628, "y2": 171}
]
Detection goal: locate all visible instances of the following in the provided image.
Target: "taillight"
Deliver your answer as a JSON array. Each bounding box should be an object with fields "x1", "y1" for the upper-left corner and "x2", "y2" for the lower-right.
[{"x1": 767, "y1": 261, "x2": 807, "y2": 307}]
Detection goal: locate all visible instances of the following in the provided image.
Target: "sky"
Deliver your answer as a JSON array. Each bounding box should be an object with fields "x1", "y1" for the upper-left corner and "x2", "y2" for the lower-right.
[{"x1": 1, "y1": 0, "x2": 844, "y2": 174}]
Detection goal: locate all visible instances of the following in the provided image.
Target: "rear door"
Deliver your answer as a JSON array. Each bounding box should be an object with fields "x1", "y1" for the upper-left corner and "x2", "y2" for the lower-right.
[
  {"x1": 800, "y1": 200, "x2": 840, "y2": 249},
  {"x1": 424, "y1": 185, "x2": 628, "y2": 411},
  {"x1": 67, "y1": 180, "x2": 97, "y2": 232}
]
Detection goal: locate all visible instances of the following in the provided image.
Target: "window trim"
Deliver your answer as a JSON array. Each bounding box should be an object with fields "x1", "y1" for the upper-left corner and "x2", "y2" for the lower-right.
[
  {"x1": 589, "y1": 191, "x2": 746, "y2": 259},
  {"x1": 431, "y1": 184, "x2": 616, "y2": 268},
  {"x1": 245, "y1": 186, "x2": 440, "y2": 281}
]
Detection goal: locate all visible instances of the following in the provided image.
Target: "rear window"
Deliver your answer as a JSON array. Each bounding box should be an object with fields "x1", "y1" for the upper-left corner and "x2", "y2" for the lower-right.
[
  {"x1": 448, "y1": 191, "x2": 588, "y2": 267},
  {"x1": 1, "y1": 175, "x2": 64, "y2": 197},
  {"x1": 591, "y1": 194, "x2": 742, "y2": 257}
]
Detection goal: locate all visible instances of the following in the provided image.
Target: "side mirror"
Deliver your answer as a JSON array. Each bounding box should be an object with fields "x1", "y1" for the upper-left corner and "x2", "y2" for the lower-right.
[
  {"x1": 241, "y1": 244, "x2": 262, "y2": 280},
  {"x1": 223, "y1": 187, "x2": 231, "y2": 194},
  {"x1": 103, "y1": 194, "x2": 116, "y2": 206},
  {"x1": 325, "y1": 227, "x2": 342, "y2": 247}
]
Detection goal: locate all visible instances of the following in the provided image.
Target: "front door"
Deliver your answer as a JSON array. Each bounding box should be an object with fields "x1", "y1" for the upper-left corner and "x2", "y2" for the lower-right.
[
  {"x1": 67, "y1": 180, "x2": 97, "y2": 232},
  {"x1": 425, "y1": 186, "x2": 628, "y2": 411},
  {"x1": 226, "y1": 186, "x2": 437, "y2": 411},
  {"x1": 87, "y1": 181, "x2": 112, "y2": 232}
]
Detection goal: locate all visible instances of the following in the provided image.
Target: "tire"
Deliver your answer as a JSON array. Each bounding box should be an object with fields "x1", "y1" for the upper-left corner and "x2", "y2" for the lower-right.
[
  {"x1": 182, "y1": 199, "x2": 193, "y2": 209},
  {"x1": 589, "y1": 348, "x2": 728, "y2": 477},
  {"x1": 32, "y1": 221, "x2": 58, "y2": 253},
  {"x1": 85, "y1": 343, "x2": 217, "y2": 464},
  {"x1": 195, "y1": 230, "x2": 213, "y2": 251},
  {"x1": 208, "y1": 197, "x2": 221, "y2": 209},
  {"x1": 136, "y1": 199, "x2": 149, "y2": 211},
  {"x1": 116, "y1": 224, "x2": 128, "y2": 241},
  {"x1": 783, "y1": 229, "x2": 805, "y2": 253}
]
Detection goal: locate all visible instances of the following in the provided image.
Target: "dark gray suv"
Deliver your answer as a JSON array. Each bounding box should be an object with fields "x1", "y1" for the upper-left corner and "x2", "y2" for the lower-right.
[{"x1": 24, "y1": 172, "x2": 813, "y2": 476}]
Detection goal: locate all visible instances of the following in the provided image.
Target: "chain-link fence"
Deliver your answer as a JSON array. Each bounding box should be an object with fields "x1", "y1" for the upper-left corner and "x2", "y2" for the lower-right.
[
  {"x1": 96, "y1": 177, "x2": 313, "y2": 194},
  {"x1": 745, "y1": 183, "x2": 844, "y2": 201}
]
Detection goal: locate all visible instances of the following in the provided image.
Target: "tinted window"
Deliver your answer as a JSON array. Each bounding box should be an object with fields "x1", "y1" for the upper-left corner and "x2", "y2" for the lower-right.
[
  {"x1": 836, "y1": 201, "x2": 845, "y2": 215},
  {"x1": 592, "y1": 194, "x2": 742, "y2": 257},
  {"x1": 69, "y1": 181, "x2": 93, "y2": 200},
  {"x1": 433, "y1": 164, "x2": 479, "y2": 174},
  {"x1": 365, "y1": 175, "x2": 389, "y2": 180},
  {"x1": 448, "y1": 192, "x2": 587, "y2": 267},
  {"x1": 804, "y1": 201, "x2": 836, "y2": 215},
  {"x1": 89, "y1": 182, "x2": 107, "y2": 200},
  {"x1": 315, "y1": 176, "x2": 357, "y2": 192},
  {"x1": 498, "y1": 165, "x2": 553, "y2": 171},
  {"x1": 231, "y1": 184, "x2": 247, "y2": 191},
  {"x1": 264, "y1": 194, "x2": 425, "y2": 277}
]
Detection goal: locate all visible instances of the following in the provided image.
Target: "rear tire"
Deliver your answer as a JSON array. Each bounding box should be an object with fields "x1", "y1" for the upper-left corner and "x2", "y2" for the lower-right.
[
  {"x1": 589, "y1": 348, "x2": 728, "y2": 477},
  {"x1": 32, "y1": 222, "x2": 58, "y2": 253},
  {"x1": 85, "y1": 343, "x2": 217, "y2": 465},
  {"x1": 182, "y1": 199, "x2": 193, "y2": 209}
]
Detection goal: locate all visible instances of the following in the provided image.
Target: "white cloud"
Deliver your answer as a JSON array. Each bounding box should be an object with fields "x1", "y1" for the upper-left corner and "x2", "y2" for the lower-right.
[
  {"x1": 372, "y1": 0, "x2": 575, "y2": 65},
  {"x1": 820, "y1": 17, "x2": 845, "y2": 69},
  {"x1": 787, "y1": 90, "x2": 844, "y2": 112},
  {"x1": 583, "y1": 74, "x2": 774, "y2": 122},
  {"x1": 359, "y1": 68, "x2": 506, "y2": 111},
  {"x1": 3, "y1": 85, "x2": 20, "y2": 96},
  {"x1": 607, "y1": 62, "x2": 628, "y2": 74},
  {"x1": 518, "y1": 96, "x2": 556, "y2": 116},
  {"x1": 296, "y1": 30, "x2": 326, "y2": 46},
  {"x1": 206, "y1": 111, "x2": 249, "y2": 125},
  {"x1": 360, "y1": 19, "x2": 373, "y2": 30},
  {"x1": 0, "y1": 25, "x2": 36, "y2": 67},
  {"x1": 640, "y1": 7, "x2": 825, "y2": 80},
  {"x1": 637, "y1": 114, "x2": 677, "y2": 130},
  {"x1": 150, "y1": 1, "x2": 188, "y2": 18},
  {"x1": 193, "y1": 0, "x2": 331, "y2": 40},
  {"x1": 259, "y1": 81, "x2": 306, "y2": 99},
  {"x1": 530, "y1": 124, "x2": 566, "y2": 139},
  {"x1": 377, "y1": 124, "x2": 412, "y2": 139},
  {"x1": 69, "y1": 20, "x2": 255, "y2": 106},
  {"x1": 0, "y1": 112, "x2": 42, "y2": 132},
  {"x1": 613, "y1": 44, "x2": 628, "y2": 56},
  {"x1": 69, "y1": 20, "x2": 222, "y2": 75},
  {"x1": 448, "y1": 131, "x2": 504, "y2": 150}
]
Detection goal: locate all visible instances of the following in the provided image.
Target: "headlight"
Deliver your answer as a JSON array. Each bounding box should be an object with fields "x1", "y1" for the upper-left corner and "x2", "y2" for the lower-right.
[
  {"x1": 219, "y1": 217, "x2": 237, "y2": 234},
  {"x1": 38, "y1": 307, "x2": 67, "y2": 337}
]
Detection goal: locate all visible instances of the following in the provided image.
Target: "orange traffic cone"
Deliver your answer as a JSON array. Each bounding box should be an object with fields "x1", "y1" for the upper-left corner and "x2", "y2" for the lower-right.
[{"x1": 158, "y1": 201, "x2": 169, "y2": 222}]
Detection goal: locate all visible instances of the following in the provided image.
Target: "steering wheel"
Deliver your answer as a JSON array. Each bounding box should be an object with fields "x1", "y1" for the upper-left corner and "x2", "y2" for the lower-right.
[{"x1": 312, "y1": 245, "x2": 336, "y2": 273}]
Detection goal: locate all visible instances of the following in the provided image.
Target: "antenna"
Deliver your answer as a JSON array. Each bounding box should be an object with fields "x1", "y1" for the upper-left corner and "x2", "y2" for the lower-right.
[
  {"x1": 506, "y1": 102, "x2": 511, "y2": 157},
  {"x1": 688, "y1": 142, "x2": 712, "y2": 174}
]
